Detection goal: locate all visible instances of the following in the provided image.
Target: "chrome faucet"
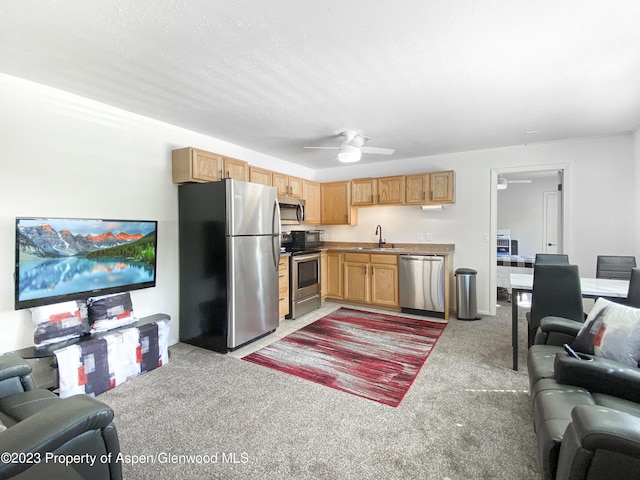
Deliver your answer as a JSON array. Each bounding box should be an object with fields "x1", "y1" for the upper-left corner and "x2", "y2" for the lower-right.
[{"x1": 375, "y1": 225, "x2": 386, "y2": 248}]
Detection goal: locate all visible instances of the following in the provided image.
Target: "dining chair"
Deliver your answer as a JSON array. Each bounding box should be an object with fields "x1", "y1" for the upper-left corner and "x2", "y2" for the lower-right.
[
  {"x1": 596, "y1": 255, "x2": 637, "y2": 280},
  {"x1": 527, "y1": 264, "x2": 584, "y2": 348},
  {"x1": 535, "y1": 253, "x2": 569, "y2": 264},
  {"x1": 626, "y1": 268, "x2": 640, "y2": 308}
]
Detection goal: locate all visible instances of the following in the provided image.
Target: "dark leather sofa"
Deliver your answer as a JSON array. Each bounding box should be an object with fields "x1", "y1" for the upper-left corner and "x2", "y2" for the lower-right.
[
  {"x1": 527, "y1": 317, "x2": 640, "y2": 480},
  {"x1": 0, "y1": 354, "x2": 122, "y2": 480}
]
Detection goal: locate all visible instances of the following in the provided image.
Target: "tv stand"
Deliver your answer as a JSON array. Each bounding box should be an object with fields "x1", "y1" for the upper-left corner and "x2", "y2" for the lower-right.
[{"x1": 10, "y1": 313, "x2": 170, "y2": 390}]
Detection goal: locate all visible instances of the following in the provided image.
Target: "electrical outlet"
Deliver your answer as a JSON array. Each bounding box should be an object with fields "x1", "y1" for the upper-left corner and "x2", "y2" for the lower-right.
[
  {"x1": 425, "y1": 233, "x2": 433, "y2": 242},
  {"x1": 417, "y1": 233, "x2": 424, "y2": 242},
  {"x1": 482, "y1": 233, "x2": 490, "y2": 243}
]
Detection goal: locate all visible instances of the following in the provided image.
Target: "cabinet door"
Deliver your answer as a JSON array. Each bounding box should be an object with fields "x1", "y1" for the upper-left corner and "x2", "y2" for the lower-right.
[
  {"x1": 303, "y1": 180, "x2": 321, "y2": 225},
  {"x1": 371, "y1": 263, "x2": 399, "y2": 307},
  {"x1": 272, "y1": 173, "x2": 289, "y2": 196},
  {"x1": 351, "y1": 178, "x2": 376, "y2": 206},
  {"x1": 326, "y1": 252, "x2": 343, "y2": 298},
  {"x1": 172, "y1": 147, "x2": 220, "y2": 183},
  {"x1": 405, "y1": 174, "x2": 429, "y2": 204},
  {"x1": 429, "y1": 170, "x2": 455, "y2": 203},
  {"x1": 343, "y1": 261, "x2": 369, "y2": 303},
  {"x1": 222, "y1": 157, "x2": 247, "y2": 181},
  {"x1": 377, "y1": 176, "x2": 405, "y2": 204},
  {"x1": 278, "y1": 258, "x2": 289, "y2": 318},
  {"x1": 321, "y1": 181, "x2": 357, "y2": 225},
  {"x1": 288, "y1": 176, "x2": 303, "y2": 198},
  {"x1": 249, "y1": 167, "x2": 272, "y2": 186}
]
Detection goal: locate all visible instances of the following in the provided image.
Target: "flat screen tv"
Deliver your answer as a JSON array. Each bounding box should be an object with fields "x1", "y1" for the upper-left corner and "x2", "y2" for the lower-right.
[{"x1": 15, "y1": 217, "x2": 158, "y2": 310}]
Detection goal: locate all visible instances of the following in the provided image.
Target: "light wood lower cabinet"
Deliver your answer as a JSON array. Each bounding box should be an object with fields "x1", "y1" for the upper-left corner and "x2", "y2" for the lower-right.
[
  {"x1": 325, "y1": 252, "x2": 343, "y2": 299},
  {"x1": 278, "y1": 256, "x2": 290, "y2": 319},
  {"x1": 342, "y1": 253, "x2": 398, "y2": 308}
]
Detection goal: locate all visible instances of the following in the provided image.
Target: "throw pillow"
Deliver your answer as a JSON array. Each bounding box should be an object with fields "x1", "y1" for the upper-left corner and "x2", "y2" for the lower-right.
[
  {"x1": 573, "y1": 297, "x2": 640, "y2": 367},
  {"x1": 30, "y1": 300, "x2": 90, "y2": 347},
  {"x1": 87, "y1": 292, "x2": 137, "y2": 333}
]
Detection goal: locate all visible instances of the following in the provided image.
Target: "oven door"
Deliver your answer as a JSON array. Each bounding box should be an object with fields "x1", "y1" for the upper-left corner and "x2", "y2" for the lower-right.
[{"x1": 291, "y1": 252, "x2": 320, "y2": 299}]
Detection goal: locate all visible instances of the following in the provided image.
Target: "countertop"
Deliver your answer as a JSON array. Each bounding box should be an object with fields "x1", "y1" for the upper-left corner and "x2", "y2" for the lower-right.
[{"x1": 321, "y1": 241, "x2": 455, "y2": 256}]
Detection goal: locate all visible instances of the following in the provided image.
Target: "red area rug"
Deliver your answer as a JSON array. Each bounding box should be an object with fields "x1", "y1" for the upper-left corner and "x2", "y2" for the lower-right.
[{"x1": 242, "y1": 307, "x2": 447, "y2": 407}]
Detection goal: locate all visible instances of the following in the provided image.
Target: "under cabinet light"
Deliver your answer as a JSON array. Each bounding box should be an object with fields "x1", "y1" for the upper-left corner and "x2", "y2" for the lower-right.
[{"x1": 420, "y1": 205, "x2": 444, "y2": 211}]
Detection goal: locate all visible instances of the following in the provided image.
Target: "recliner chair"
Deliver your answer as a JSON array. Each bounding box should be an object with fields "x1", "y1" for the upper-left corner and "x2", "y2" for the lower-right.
[{"x1": 0, "y1": 354, "x2": 122, "y2": 480}]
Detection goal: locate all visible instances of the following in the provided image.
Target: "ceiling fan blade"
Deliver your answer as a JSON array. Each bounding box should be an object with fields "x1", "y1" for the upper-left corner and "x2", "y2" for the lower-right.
[
  {"x1": 303, "y1": 146, "x2": 340, "y2": 150},
  {"x1": 361, "y1": 147, "x2": 395, "y2": 155}
]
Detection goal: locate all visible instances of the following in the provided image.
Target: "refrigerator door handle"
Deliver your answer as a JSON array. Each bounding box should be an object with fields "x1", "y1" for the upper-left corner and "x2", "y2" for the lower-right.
[{"x1": 272, "y1": 198, "x2": 281, "y2": 269}]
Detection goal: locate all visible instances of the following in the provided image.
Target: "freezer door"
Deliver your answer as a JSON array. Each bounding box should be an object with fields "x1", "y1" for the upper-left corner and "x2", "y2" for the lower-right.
[
  {"x1": 228, "y1": 235, "x2": 279, "y2": 348},
  {"x1": 226, "y1": 180, "x2": 279, "y2": 236}
]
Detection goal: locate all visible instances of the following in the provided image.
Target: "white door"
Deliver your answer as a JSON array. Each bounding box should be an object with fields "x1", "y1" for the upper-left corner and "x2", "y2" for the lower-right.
[{"x1": 543, "y1": 191, "x2": 560, "y2": 253}]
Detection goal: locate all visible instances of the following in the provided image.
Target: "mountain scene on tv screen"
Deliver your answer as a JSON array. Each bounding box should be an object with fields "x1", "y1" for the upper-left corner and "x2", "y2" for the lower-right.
[{"x1": 17, "y1": 220, "x2": 156, "y2": 303}]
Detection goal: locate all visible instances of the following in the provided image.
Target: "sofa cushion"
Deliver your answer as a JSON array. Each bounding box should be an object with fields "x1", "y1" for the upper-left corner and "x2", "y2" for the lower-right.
[
  {"x1": 0, "y1": 415, "x2": 7, "y2": 431},
  {"x1": 573, "y1": 298, "x2": 640, "y2": 367},
  {"x1": 527, "y1": 344, "x2": 564, "y2": 390},
  {"x1": 0, "y1": 389, "x2": 59, "y2": 422}
]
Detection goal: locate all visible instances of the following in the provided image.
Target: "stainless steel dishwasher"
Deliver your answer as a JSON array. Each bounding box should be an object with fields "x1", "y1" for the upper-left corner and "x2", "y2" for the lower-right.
[{"x1": 399, "y1": 255, "x2": 445, "y2": 317}]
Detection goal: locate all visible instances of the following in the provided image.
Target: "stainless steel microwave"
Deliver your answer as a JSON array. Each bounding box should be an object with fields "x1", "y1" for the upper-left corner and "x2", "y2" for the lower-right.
[{"x1": 278, "y1": 197, "x2": 305, "y2": 225}]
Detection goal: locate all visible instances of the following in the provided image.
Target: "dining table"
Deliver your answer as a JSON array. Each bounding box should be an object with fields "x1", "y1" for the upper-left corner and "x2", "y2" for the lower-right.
[{"x1": 509, "y1": 273, "x2": 629, "y2": 370}]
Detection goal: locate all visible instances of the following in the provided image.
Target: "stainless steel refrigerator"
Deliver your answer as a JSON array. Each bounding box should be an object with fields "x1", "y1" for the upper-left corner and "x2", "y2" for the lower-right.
[{"x1": 178, "y1": 179, "x2": 281, "y2": 352}]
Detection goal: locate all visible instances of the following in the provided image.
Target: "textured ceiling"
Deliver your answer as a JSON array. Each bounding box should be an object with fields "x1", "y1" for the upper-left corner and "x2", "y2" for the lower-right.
[{"x1": 1, "y1": 1, "x2": 640, "y2": 170}]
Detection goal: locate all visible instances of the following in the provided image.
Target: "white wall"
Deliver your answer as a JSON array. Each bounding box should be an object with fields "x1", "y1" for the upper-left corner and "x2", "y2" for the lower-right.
[
  {"x1": 0, "y1": 74, "x2": 314, "y2": 353},
  {"x1": 316, "y1": 136, "x2": 635, "y2": 315}
]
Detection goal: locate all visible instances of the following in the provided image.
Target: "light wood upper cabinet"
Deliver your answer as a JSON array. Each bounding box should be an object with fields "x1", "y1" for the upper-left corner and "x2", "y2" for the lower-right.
[
  {"x1": 223, "y1": 156, "x2": 248, "y2": 181},
  {"x1": 430, "y1": 170, "x2": 455, "y2": 203},
  {"x1": 172, "y1": 147, "x2": 219, "y2": 183},
  {"x1": 405, "y1": 170, "x2": 455, "y2": 204},
  {"x1": 172, "y1": 147, "x2": 247, "y2": 183},
  {"x1": 273, "y1": 173, "x2": 303, "y2": 198},
  {"x1": 352, "y1": 178, "x2": 377, "y2": 206},
  {"x1": 405, "y1": 173, "x2": 430, "y2": 204},
  {"x1": 321, "y1": 181, "x2": 358, "y2": 225},
  {"x1": 377, "y1": 176, "x2": 405, "y2": 204},
  {"x1": 302, "y1": 180, "x2": 321, "y2": 225},
  {"x1": 249, "y1": 166, "x2": 272, "y2": 186},
  {"x1": 352, "y1": 176, "x2": 405, "y2": 206}
]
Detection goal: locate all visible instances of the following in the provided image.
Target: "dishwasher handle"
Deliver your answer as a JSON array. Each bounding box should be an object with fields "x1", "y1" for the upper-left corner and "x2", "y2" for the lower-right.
[{"x1": 400, "y1": 255, "x2": 444, "y2": 261}]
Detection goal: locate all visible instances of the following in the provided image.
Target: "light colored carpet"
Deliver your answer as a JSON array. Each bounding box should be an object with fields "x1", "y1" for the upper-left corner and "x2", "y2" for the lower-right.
[{"x1": 99, "y1": 301, "x2": 538, "y2": 479}]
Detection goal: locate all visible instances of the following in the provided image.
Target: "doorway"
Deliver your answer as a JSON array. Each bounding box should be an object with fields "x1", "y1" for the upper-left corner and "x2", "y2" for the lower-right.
[{"x1": 489, "y1": 165, "x2": 569, "y2": 315}]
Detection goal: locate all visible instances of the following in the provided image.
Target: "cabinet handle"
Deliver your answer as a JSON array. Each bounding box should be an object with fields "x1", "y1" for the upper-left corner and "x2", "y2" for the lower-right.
[
  {"x1": 218, "y1": 169, "x2": 223, "y2": 179},
  {"x1": 422, "y1": 192, "x2": 426, "y2": 200},
  {"x1": 364, "y1": 266, "x2": 367, "y2": 274},
  {"x1": 371, "y1": 195, "x2": 374, "y2": 203},
  {"x1": 226, "y1": 170, "x2": 230, "y2": 178},
  {"x1": 430, "y1": 191, "x2": 434, "y2": 200},
  {"x1": 377, "y1": 194, "x2": 380, "y2": 203}
]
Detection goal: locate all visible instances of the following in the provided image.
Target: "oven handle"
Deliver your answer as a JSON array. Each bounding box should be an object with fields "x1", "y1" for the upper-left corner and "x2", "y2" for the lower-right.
[{"x1": 292, "y1": 252, "x2": 320, "y2": 262}]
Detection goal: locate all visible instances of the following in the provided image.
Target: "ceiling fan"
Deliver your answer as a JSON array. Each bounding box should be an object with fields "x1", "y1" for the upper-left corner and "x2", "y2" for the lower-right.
[
  {"x1": 497, "y1": 176, "x2": 532, "y2": 190},
  {"x1": 304, "y1": 130, "x2": 395, "y2": 163}
]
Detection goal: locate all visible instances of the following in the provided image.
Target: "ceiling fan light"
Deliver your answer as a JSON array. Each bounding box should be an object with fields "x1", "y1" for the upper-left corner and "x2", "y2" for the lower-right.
[{"x1": 337, "y1": 149, "x2": 361, "y2": 163}]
